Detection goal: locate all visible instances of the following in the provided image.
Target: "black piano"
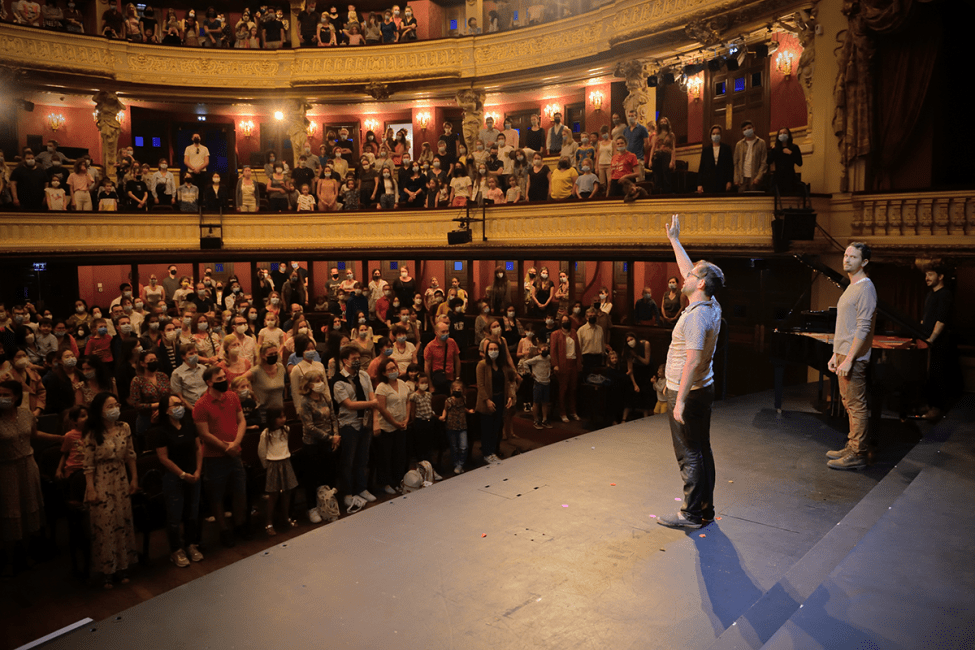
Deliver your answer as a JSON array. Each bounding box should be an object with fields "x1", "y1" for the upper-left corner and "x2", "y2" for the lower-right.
[{"x1": 772, "y1": 255, "x2": 928, "y2": 418}]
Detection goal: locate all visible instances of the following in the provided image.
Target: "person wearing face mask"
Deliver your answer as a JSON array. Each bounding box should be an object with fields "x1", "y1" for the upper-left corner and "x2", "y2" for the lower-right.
[
  {"x1": 475, "y1": 339, "x2": 513, "y2": 463},
  {"x1": 192, "y1": 366, "x2": 249, "y2": 546},
  {"x1": 147, "y1": 158, "x2": 176, "y2": 206},
  {"x1": 295, "y1": 369, "x2": 340, "y2": 523},
  {"x1": 375, "y1": 164, "x2": 399, "y2": 210},
  {"x1": 380, "y1": 9, "x2": 398, "y2": 42},
  {"x1": 573, "y1": 161, "x2": 599, "y2": 200},
  {"x1": 64, "y1": 0, "x2": 85, "y2": 33},
  {"x1": 577, "y1": 307, "x2": 610, "y2": 375},
  {"x1": 330, "y1": 346, "x2": 378, "y2": 512},
  {"x1": 183, "y1": 134, "x2": 210, "y2": 190},
  {"x1": 45, "y1": 348, "x2": 83, "y2": 414},
  {"x1": 9, "y1": 149, "x2": 49, "y2": 212},
  {"x1": 478, "y1": 117, "x2": 501, "y2": 149},
  {"x1": 593, "y1": 286, "x2": 614, "y2": 327},
  {"x1": 65, "y1": 159, "x2": 96, "y2": 211},
  {"x1": 531, "y1": 267, "x2": 556, "y2": 318},
  {"x1": 525, "y1": 153, "x2": 551, "y2": 202},
  {"x1": 42, "y1": 175, "x2": 66, "y2": 211},
  {"x1": 549, "y1": 314, "x2": 581, "y2": 422},
  {"x1": 767, "y1": 127, "x2": 804, "y2": 196},
  {"x1": 84, "y1": 318, "x2": 115, "y2": 365},
  {"x1": 123, "y1": 165, "x2": 150, "y2": 211},
  {"x1": 202, "y1": 172, "x2": 230, "y2": 212},
  {"x1": 696, "y1": 125, "x2": 734, "y2": 194},
  {"x1": 438, "y1": 125, "x2": 460, "y2": 163},
  {"x1": 549, "y1": 157, "x2": 578, "y2": 201},
  {"x1": 546, "y1": 112, "x2": 572, "y2": 157},
  {"x1": 621, "y1": 332, "x2": 654, "y2": 422},
  {"x1": 82, "y1": 392, "x2": 138, "y2": 588},
  {"x1": 634, "y1": 287, "x2": 663, "y2": 326},
  {"x1": 485, "y1": 266, "x2": 512, "y2": 316},
  {"x1": 149, "y1": 395, "x2": 204, "y2": 568},
  {"x1": 622, "y1": 109, "x2": 651, "y2": 182},
  {"x1": 647, "y1": 116, "x2": 676, "y2": 193},
  {"x1": 297, "y1": 1, "x2": 321, "y2": 46},
  {"x1": 373, "y1": 357, "x2": 411, "y2": 494},
  {"x1": 0, "y1": 348, "x2": 47, "y2": 416},
  {"x1": 262, "y1": 9, "x2": 286, "y2": 49},
  {"x1": 241, "y1": 343, "x2": 286, "y2": 428},
  {"x1": 170, "y1": 344, "x2": 207, "y2": 409},
  {"x1": 130, "y1": 350, "x2": 171, "y2": 440},
  {"x1": 733, "y1": 120, "x2": 768, "y2": 193},
  {"x1": 661, "y1": 275, "x2": 687, "y2": 327},
  {"x1": 608, "y1": 136, "x2": 640, "y2": 198}
]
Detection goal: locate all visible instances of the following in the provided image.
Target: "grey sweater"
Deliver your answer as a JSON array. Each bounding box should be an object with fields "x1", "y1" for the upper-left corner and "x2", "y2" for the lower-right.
[{"x1": 833, "y1": 277, "x2": 877, "y2": 361}]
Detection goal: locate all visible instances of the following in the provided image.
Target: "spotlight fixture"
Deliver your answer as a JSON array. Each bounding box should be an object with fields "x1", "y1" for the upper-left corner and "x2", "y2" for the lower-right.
[
  {"x1": 725, "y1": 56, "x2": 740, "y2": 71},
  {"x1": 753, "y1": 43, "x2": 769, "y2": 59},
  {"x1": 707, "y1": 58, "x2": 723, "y2": 72},
  {"x1": 647, "y1": 75, "x2": 658, "y2": 88},
  {"x1": 662, "y1": 71, "x2": 675, "y2": 85}
]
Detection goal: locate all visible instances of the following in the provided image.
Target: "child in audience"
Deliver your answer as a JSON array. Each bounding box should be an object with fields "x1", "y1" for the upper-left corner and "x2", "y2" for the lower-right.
[
  {"x1": 341, "y1": 177, "x2": 360, "y2": 211},
  {"x1": 436, "y1": 181, "x2": 450, "y2": 206},
  {"x1": 575, "y1": 133, "x2": 596, "y2": 171},
  {"x1": 97, "y1": 179, "x2": 119, "y2": 211},
  {"x1": 622, "y1": 178, "x2": 649, "y2": 203},
  {"x1": 84, "y1": 318, "x2": 114, "y2": 363},
  {"x1": 652, "y1": 363, "x2": 668, "y2": 414},
  {"x1": 258, "y1": 407, "x2": 298, "y2": 536},
  {"x1": 482, "y1": 176, "x2": 505, "y2": 204},
  {"x1": 296, "y1": 184, "x2": 316, "y2": 211},
  {"x1": 505, "y1": 175, "x2": 522, "y2": 204},
  {"x1": 44, "y1": 177, "x2": 67, "y2": 211},
  {"x1": 439, "y1": 378, "x2": 473, "y2": 474},
  {"x1": 56, "y1": 406, "x2": 88, "y2": 482},
  {"x1": 574, "y1": 163, "x2": 599, "y2": 199},
  {"x1": 524, "y1": 341, "x2": 553, "y2": 428},
  {"x1": 232, "y1": 376, "x2": 262, "y2": 432},
  {"x1": 409, "y1": 372, "x2": 434, "y2": 463}
]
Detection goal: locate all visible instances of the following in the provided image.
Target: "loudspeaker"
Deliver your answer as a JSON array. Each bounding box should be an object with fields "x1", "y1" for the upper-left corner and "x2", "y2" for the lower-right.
[
  {"x1": 447, "y1": 229, "x2": 472, "y2": 245},
  {"x1": 753, "y1": 43, "x2": 769, "y2": 58},
  {"x1": 647, "y1": 75, "x2": 658, "y2": 87},
  {"x1": 201, "y1": 237, "x2": 223, "y2": 249},
  {"x1": 725, "y1": 56, "x2": 740, "y2": 71},
  {"x1": 707, "y1": 58, "x2": 723, "y2": 72},
  {"x1": 662, "y1": 72, "x2": 675, "y2": 85}
]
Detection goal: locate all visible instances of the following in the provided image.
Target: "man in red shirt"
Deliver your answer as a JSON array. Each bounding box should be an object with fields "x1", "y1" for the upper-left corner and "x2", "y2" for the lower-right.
[
  {"x1": 609, "y1": 136, "x2": 640, "y2": 198},
  {"x1": 423, "y1": 321, "x2": 461, "y2": 393},
  {"x1": 193, "y1": 366, "x2": 247, "y2": 546}
]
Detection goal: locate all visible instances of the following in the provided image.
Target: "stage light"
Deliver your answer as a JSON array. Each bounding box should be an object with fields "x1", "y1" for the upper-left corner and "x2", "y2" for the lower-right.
[
  {"x1": 753, "y1": 43, "x2": 769, "y2": 59},
  {"x1": 274, "y1": 110, "x2": 284, "y2": 121},
  {"x1": 647, "y1": 75, "x2": 658, "y2": 87},
  {"x1": 708, "y1": 58, "x2": 723, "y2": 72},
  {"x1": 662, "y1": 71, "x2": 675, "y2": 85},
  {"x1": 725, "y1": 56, "x2": 740, "y2": 71}
]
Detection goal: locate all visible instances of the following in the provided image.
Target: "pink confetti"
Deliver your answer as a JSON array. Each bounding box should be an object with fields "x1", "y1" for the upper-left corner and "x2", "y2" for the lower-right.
[
  {"x1": 675, "y1": 498, "x2": 682, "y2": 501},
  {"x1": 562, "y1": 504, "x2": 568, "y2": 508},
  {"x1": 649, "y1": 514, "x2": 657, "y2": 518},
  {"x1": 716, "y1": 517, "x2": 722, "y2": 520},
  {"x1": 699, "y1": 534, "x2": 706, "y2": 538},
  {"x1": 610, "y1": 483, "x2": 616, "y2": 486}
]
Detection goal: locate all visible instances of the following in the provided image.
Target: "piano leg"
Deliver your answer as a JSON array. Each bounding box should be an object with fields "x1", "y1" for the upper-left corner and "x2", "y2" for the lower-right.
[{"x1": 773, "y1": 363, "x2": 785, "y2": 412}]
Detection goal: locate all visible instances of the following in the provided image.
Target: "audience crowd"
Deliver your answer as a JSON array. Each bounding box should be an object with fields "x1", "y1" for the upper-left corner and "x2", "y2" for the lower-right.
[
  {"x1": 1, "y1": 0, "x2": 593, "y2": 45},
  {"x1": 0, "y1": 260, "x2": 688, "y2": 582},
  {"x1": 0, "y1": 112, "x2": 803, "y2": 213}
]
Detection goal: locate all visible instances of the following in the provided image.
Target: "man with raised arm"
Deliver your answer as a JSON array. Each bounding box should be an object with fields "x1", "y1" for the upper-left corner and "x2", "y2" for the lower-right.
[
  {"x1": 825, "y1": 242, "x2": 877, "y2": 470},
  {"x1": 657, "y1": 214, "x2": 725, "y2": 530}
]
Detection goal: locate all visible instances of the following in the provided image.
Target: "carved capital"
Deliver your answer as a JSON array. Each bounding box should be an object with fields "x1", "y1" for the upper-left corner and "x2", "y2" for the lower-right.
[
  {"x1": 684, "y1": 16, "x2": 730, "y2": 47},
  {"x1": 364, "y1": 81, "x2": 391, "y2": 100},
  {"x1": 92, "y1": 90, "x2": 124, "y2": 172}
]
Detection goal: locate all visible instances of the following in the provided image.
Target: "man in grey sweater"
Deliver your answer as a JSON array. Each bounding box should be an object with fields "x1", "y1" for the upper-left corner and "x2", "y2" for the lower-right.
[{"x1": 826, "y1": 242, "x2": 877, "y2": 470}]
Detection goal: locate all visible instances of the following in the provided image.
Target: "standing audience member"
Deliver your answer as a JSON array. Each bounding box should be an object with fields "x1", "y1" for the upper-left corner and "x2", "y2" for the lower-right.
[
  {"x1": 439, "y1": 378, "x2": 473, "y2": 475},
  {"x1": 623, "y1": 109, "x2": 650, "y2": 182},
  {"x1": 150, "y1": 395, "x2": 203, "y2": 568},
  {"x1": 332, "y1": 346, "x2": 379, "y2": 512},
  {"x1": 83, "y1": 392, "x2": 138, "y2": 587},
  {"x1": 733, "y1": 120, "x2": 768, "y2": 192},
  {"x1": 696, "y1": 125, "x2": 734, "y2": 194},
  {"x1": 193, "y1": 366, "x2": 248, "y2": 546},
  {"x1": 374, "y1": 358, "x2": 410, "y2": 495},
  {"x1": 649, "y1": 117, "x2": 675, "y2": 193},
  {"x1": 257, "y1": 407, "x2": 298, "y2": 535},
  {"x1": 549, "y1": 314, "x2": 580, "y2": 422},
  {"x1": 767, "y1": 127, "x2": 803, "y2": 196},
  {"x1": 476, "y1": 339, "x2": 511, "y2": 464}
]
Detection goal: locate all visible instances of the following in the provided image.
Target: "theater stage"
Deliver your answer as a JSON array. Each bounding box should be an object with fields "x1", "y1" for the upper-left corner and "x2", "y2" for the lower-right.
[{"x1": 39, "y1": 387, "x2": 974, "y2": 650}]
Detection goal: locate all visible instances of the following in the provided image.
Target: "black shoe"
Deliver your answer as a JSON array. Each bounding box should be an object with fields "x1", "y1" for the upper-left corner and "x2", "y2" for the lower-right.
[
  {"x1": 219, "y1": 529, "x2": 235, "y2": 547},
  {"x1": 656, "y1": 511, "x2": 703, "y2": 529}
]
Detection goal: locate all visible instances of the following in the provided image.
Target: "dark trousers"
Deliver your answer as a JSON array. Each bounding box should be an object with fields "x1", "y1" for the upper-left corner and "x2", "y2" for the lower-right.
[
  {"x1": 480, "y1": 396, "x2": 505, "y2": 458},
  {"x1": 202, "y1": 456, "x2": 246, "y2": 531},
  {"x1": 411, "y1": 418, "x2": 437, "y2": 464},
  {"x1": 339, "y1": 424, "x2": 370, "y2": 497},
  {"x1": 375, "y1": 428, "x2": 408, "y2": 488},
  {"x1": 667, "y1": 384, "x2": 715, "y2": 522},
  {"x1": 161, "y1": 472, "x2": 201, "y2": 552},
  {"x1": 298, "y1": 440, "x2": 337, "y2": 508},
  {"x1": 652, "y1": 152, "x2": 673, "y2": 194}
]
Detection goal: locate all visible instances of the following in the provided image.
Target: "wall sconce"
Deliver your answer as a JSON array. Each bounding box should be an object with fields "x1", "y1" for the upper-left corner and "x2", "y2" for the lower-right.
[
  {"x1": 686, "y1": 76, "x2": 703, "y2": 100},
  {"x1": 92, "y1": 110, "x2": 125, "y2": 124},
  {"x1": 239, "y1": 120, "x2": 255, "y2": 137},
  {"x1": 363, "y1": 118, "x2": 380, "y2": 133},
  {"x1": 542, "y1": 103, "x2": 561, "y2": 121},
  {"x1": 588, "y1": 90, "x2": 604, "y2": 111},
  {"x1": 416, "y1": 111, "x2": 431, "y2": 131},
  {"x1": 483, "y1": 111, "x2": 498, "y2": 124},
  {"x1": 47, "y1": 113, "x2": 66, "y2": 131},
  {"x1": 307, "y1": 120, "x2": 318, "y2": 136},
  {"x1": 776, "y1": 49, "x2": 795, "y2": 77},
  {"x1": 274, "y1": 110, "x2": 284, "y2": 121}
]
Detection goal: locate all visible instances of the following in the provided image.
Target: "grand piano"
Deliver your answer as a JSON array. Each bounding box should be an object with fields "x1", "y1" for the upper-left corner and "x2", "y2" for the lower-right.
[{"x1": 771, "y1": 255, "x2": 928, "y2": 418}]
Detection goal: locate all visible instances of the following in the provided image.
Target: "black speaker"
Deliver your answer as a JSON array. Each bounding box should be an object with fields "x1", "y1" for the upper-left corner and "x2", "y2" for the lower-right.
[
  {"x1": 753, "y1": 43, "x2": 769, "y2": 59},
  {"x1": 725, "y1": 56, "x2": 740, "y2": 72},
  {"x1": 447, "y1": 229, "x2": 472, "y2": 245},
  {"x1": 201, "y1": 237, "x2": 223, "y2": 249},
  {"x1": 662, "y1": 72, "x2": 675, "y2": 85},
  {"x1": 647, "y1": 75, "x2": 658, "y2": 87}
]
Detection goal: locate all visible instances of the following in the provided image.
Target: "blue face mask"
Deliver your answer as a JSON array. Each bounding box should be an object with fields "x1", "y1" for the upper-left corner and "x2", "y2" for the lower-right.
[
  {"x1": 387, "y1": 371, "x2": 399, "y2": 380},
  {"x1": 383, "y1": 348, "x2": 393, "y2": 356},
  {"x1": 303, "y1": 349, "x2": 316, "y2": 361},
  {"x1": 711, "y1": 134, "x2": 721, "y2": 144},
  {"x1": 97, "y1": 326, "x2": 108, "y2": 336},
  {"x1": 170, "y1": 405, "x2": 186, "y2": 419},
  {"x1": 439, "y1": 333, "x2": 449, "y2": 341}
]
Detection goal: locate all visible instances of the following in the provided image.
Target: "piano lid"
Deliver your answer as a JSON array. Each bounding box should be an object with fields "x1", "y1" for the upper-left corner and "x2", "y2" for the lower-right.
[{"x1": 793, "y1": 254, "x2": 927, "y2": 340}]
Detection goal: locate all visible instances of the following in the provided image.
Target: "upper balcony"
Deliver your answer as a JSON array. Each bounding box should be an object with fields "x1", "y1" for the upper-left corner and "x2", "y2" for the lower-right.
[{"x1": 0, "y1": 0, "x2": 809, "y2": 100}]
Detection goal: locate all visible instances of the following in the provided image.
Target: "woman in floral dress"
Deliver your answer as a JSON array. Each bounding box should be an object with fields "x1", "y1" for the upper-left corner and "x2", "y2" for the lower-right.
[{"x1": 83, "y1": 392, "x2": 138, "y2": 588}]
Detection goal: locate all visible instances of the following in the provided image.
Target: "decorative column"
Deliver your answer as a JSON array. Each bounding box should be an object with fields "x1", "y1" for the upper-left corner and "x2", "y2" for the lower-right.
[
  {"x1": 614, "y1": 60, "x2": 654, "y2": 128},
  {"x1": 92, "y1": 90, "x2": 124, "y2": 174},
  {"x1": 455, "y1": 88, "x2": 485, "y2": 152},
  {"x1": 285, "y1": 98, "x2": 312, "y2": 169}
]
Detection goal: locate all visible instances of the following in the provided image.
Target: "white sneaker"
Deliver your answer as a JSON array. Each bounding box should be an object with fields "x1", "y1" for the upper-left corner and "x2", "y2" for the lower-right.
[
  {"x1": 384, "y1": 485, "x2": 397, "y2": 495},
  {"x1": 171, "y1": 549, "x2": 190, "y2": 568},
  {"x1": 359, "y1": 490, "x2": 377, "y2": 502},
  {"x1": 343, "y1": 495, "x2": 355, "y2": 507},
  {"x1": 186, "y1": 544, "x2": 203, "y2": 562},
  {"x1": 308, "y1": 508, "x2": 322, "y2": 524},
  {"x1": 454, "y1": 465, "x2": 464, "y2": 474}
]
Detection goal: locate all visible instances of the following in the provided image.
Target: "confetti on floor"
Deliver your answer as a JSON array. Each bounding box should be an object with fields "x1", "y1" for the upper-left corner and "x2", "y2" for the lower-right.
[
  {"x1": 610, "y1": 483, "x2": 616, "y2": 486},
  {"x1": 562, "y1": 504, "x2": 568, "y2": 508},
  {"x1": 481, "y1": 534, "x2": 487, "y2": 538},
  {"x1": 675, "y1": 497, "x2": 682, "y2": 501},
  {"x1": 649, "y1": 514, "x2": 656, "y2": 518},
  {"x1": 699, "y1": 534, "x2": 706, "y2": 538},
  {"x1": 716, "y1": 517, "x2": 722, "y2": 520},
  {"x1": 729, "y1": 480, "x2": 734, "y2": 483}
]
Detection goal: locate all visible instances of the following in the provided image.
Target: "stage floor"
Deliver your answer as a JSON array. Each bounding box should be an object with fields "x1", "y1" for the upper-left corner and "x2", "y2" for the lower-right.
[{"x1": 36, "y1": 388, "x2": 944, "y2": 650}]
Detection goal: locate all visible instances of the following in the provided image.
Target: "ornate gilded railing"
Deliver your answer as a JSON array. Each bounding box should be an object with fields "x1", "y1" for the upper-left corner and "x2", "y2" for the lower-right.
[
  {"x1": 0, "y1": 196, "x2": 776, "y2": 254},
  {"x1": 0, "y1": 0, "x2": 794, "y2": 90},
  {"x1": 849, "y1": 191, "x2": 975, "y2": 239}
]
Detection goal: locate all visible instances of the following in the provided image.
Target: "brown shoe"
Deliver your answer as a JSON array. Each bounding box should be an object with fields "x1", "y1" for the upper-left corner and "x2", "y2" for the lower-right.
[
  {"x1": 827, "y1": 452, "x2": 868, "y2": 471},
  {"x1": 826, "y1": 444, "x2": 852, "y2": 460}
]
